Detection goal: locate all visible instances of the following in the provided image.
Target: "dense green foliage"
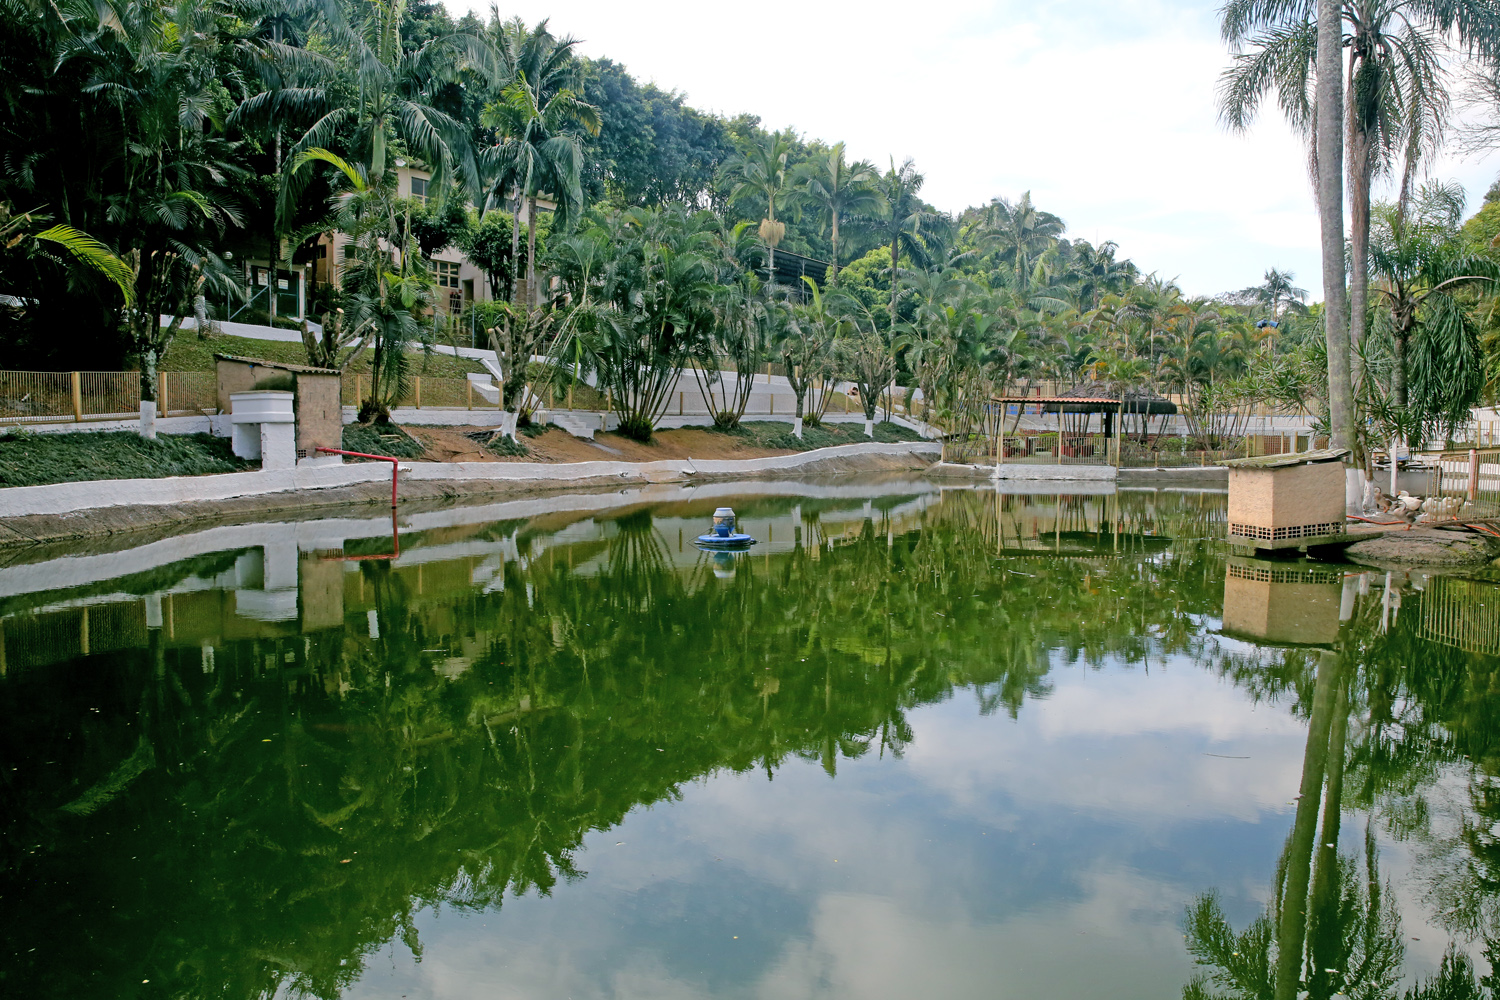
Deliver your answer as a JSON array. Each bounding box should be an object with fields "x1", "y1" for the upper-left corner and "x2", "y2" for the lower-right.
[{"x1": 3, "y1": 0, "x2": 1500, "y2": 445}]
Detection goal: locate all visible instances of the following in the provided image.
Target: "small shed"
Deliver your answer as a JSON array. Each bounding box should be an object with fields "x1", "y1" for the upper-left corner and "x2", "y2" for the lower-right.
[
  {"x1": 215, "y1": 354, "x2": 343, "y2": 460},
  {"x1": 1221, "y1": 558, "x2": 1343, "y2": 646},
  {"x1": 1224, "y1": 448, "x2": 1349, "y2": 550}
]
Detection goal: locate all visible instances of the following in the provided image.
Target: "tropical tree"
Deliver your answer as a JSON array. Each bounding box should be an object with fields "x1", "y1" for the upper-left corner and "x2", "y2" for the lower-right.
[
  {"x1": 869, "y1": 157, "x2": 934, "y2": 321},
  {"x1": 276, "y1": 0, "x2": 500, "y2": 227},
  {"x1": 777, "y1": 280, "x2": 841, "y2": 437},
  {"x1": 1366, "y1": 187, "x2": 1496, "y2": 445},
  {"x1": 721, "y1": 131, "x2": 793, "y2": 291},
  {"x1": 554, "y1": 204, "x2": 718, "y2": 440},
  {"x1": 0, "y1": 203, "x2": 134, "y2": 307},
  {"x1": 986, "y1": 191, "x2": 1065, "y2": 292},
  {"x1": 793, "y1": 143, "x2": 879, "y2": 285},
  {"x1": 480, "y1": 18, "x2": 600, "y2": 305},
  {"x1": 1218, "y1": 0, "x2": 1500, "y2": 449}
]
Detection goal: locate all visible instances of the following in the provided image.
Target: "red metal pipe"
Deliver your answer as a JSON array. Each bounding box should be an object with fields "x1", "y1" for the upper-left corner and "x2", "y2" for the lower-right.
[{"x1": 317, "y1": 447, "x2": 401, "y2": 507}]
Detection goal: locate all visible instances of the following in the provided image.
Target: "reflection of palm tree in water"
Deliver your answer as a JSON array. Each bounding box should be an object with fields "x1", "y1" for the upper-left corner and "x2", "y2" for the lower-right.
[
  {"x1": 1183, "y1": 651, "x2": 1406, "y2": 1000},
  {"x1": 1182, "y1": 646, "x2": 1498, "y2": 1000}
]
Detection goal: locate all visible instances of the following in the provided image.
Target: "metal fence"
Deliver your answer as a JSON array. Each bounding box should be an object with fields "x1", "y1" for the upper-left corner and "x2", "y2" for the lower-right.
[
  {"x1": 1423, "y1": 449, "x2": 1500, "y2": 520},
  {"x1": 1420, "y1": 576, "x2": 1500, "y2": 655},
  {"x1": 0, "y1": 371, "x2": 225, "y2": 424}
]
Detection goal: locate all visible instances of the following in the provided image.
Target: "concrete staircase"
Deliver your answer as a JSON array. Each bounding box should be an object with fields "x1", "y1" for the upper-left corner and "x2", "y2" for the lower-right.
[{"x1": 547, "y1": 411, "x2": 607, "y2": 441}]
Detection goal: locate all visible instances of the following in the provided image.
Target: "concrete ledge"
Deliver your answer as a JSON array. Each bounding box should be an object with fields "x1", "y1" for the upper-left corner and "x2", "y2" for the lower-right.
[
  {"x1": 1119, "y1": 466, "x2": 1230, "y2": 486},
  {"x1": 0, "y1": 440, "x2": 941, "y2": 522},
  {"x1": 993, "y1": 463, "x2": 1118, "y2": 481}
]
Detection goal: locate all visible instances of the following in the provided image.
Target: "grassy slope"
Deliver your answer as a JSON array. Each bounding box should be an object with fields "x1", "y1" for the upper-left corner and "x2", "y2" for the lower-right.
[
  {"x1": 159, "y1": 333, "x2": 488, "y2": 378},
  {"x1": 0, "y1": 432, "x2": 249, "y2": 487}
]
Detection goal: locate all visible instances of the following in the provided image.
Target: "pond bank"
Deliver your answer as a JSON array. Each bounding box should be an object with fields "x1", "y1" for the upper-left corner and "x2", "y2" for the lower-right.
[
  {"x1": 0, "y1": 441, "x2": 940, "y2": 547},
  {"x1": 1337, "y1": 523, "x2": 1500, "y2": 570}
]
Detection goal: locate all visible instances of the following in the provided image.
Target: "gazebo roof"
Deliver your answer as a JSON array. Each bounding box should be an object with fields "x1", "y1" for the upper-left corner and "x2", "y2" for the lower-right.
[{"x1": 992, "y1": 382, "x2": 1177, "y2": 415}]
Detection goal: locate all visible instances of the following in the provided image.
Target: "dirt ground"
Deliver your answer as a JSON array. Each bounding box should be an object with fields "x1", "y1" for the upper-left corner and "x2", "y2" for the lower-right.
[{"x1": 401, "y1": 425, "x2": 798, "y2": 464}]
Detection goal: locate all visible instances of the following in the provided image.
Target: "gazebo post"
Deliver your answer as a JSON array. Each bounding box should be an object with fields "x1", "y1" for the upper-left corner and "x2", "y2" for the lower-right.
[{"x1": 1114, "y1": 401, "x2": 1123, "y2": 468}]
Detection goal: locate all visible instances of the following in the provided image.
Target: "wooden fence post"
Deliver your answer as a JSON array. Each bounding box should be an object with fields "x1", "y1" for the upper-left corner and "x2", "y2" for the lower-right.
[
  {"x1": 70, "y1": 371, "x2": 82, "y2": 423},
  {"x1": 160, "y1": 375, "x2": 169, "y2": 416},
  {"x1": 1470, "y1": 448, "x2": 1480, "y2": 502},
  {"x1": 413, "y1": 376, "x2": 421, "y2": 409},
  {"x1": 466, "y1": 379, "x2": 473, "y2": 410}
]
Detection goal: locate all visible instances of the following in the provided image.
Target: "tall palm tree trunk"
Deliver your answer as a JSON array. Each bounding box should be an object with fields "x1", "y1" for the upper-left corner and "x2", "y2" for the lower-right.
[
  {"x1": 1317, "y1": 0, "x2": 1356, "y2": 452},
  {"x1": 526, "y1": 193, "x2": 539, "y2": 307},
  {"x1": 889, "y1": 237, "x2": 899, "y2": 319},
  {"x1": 1348, "y1": 111, "x2": 1375, "y2": 393},
  {"x1": 829, "y1": 216, "x2": 840, "y2": 286},
  {"x1": 509, "y1": 203, "x2": 520, "y2": 302}
]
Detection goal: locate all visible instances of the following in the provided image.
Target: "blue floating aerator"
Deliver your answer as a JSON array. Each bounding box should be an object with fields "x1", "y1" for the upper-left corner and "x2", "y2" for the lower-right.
[{"x1": 695, "y1": 507, "x2": 757, "y2": 549}]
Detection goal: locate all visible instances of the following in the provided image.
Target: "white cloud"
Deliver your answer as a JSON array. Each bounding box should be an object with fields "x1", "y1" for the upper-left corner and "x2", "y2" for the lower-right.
[{"x1": 442, "y1": 0, "x2": 1500, "y2": 297}]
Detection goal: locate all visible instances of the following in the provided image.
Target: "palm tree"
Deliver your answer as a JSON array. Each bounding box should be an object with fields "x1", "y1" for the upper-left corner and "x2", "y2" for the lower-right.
[
  {"x1": 1367, "y1": 189, "x2": 1496, "y2": 445},
  {"x1": 793, "y1": 143, "x2": 879, "y2": 285},
  {"x1": 481, "y1": 18, "x2": 599, "y2": 306},
  {"x1": 1219, "y1": 0, "x2": 1500, "y2": 448},
  {"x1": 721, "y1": 131, "x2": 793, "y2": 291},
  {"x1": 1239, "y1": 267, "x2": 1308, "y2": 322},
  {"x1": 277, "y1": 0, "x2": 500, "y2": 227},
  {"x1": 868, "y1": 157, "x2": 934, "y2": 322},
  {"x1": 0, "y1": 203, "x2": 135, "y2": 306},
  {"x1": 986, "y1": 192, "x2": 1065, "y2": 293},
  {"x1": 552, "y1": 205, "x2": 719, "y2": 441}
]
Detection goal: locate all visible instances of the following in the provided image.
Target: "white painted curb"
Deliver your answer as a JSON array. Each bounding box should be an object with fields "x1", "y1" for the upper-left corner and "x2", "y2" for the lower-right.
[{"x1": 0, "y1": 441, "x2": 941, "y2": 519}]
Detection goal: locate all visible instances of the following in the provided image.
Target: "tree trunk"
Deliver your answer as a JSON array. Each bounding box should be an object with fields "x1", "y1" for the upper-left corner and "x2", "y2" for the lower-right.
[
  {"x1": 1393, "y1": 327, "x2": 1411, "y2": 447},
  {"x1": 526, "y1": 193, "x2": 538, "y2": 307},
  {"x1": 1273, "y1": 648, "x2": 1339, "y2": 1000},
  {"x1": 889, "y1": 237, "x2": 899, "y2": 320},
  {"x1": 1305, "y1": 663, "x2": 1350, "y2": 1000},
  {"x1": 1348, "y1": 110, "x2": 1374, "y2": 394},
  {"x1": 509, "y1": 194, "x2": 521, "y2": 303},
  {"x1": 1317, "y1": 0, "x2": 1356, "y2": 453},
  {"x1": 829, "y1": 215, "x2": 840, "y2": 286}
]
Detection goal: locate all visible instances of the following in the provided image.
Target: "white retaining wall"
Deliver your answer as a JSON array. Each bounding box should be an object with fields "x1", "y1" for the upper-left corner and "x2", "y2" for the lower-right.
[{"x1": 0, "y1": 441, "x2": 942, "y2": 519}]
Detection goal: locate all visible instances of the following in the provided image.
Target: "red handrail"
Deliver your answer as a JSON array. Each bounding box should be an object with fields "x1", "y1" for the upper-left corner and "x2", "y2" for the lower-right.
[{"x1": 316, "y1": 447, "x2": 401, "y2": 507}]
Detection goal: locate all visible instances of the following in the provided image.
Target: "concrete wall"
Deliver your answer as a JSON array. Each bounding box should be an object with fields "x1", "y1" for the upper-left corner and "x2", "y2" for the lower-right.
[{"x1": 0, "y1": 441, "x2": 942, "y2": 519}]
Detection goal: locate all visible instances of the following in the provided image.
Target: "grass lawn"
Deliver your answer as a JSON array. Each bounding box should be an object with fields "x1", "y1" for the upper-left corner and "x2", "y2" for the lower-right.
[
  {"x1": 0, "y1": 431, "x2": 250, "y2": 488},
  {"x1": 159, "y1": 333, "x2": 489, "y2": 379},
  {"x1": 702, "y1": 420, "x2": 922, "y2": 452}
]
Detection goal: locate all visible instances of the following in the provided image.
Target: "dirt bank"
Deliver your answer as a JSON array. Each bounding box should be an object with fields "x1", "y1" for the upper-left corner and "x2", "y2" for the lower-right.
[{"x1": 406, "y1": 425, "x2": 799, "y2": 464}]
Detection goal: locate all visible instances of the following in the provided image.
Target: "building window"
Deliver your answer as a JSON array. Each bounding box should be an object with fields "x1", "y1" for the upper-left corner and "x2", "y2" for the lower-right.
[
  {"x1": 434, "y1": 260, "x2": 461, "y2": 288},
  {"x1": 410, "y1": 176, "x2": 429, "y2": 202}
]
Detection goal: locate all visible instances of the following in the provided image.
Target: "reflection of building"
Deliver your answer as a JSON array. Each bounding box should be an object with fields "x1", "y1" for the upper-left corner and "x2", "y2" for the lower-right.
[
  {"x1": 1420, "y1": 577, "x2": 1500, "y2": 655},
  {"x1": 1221, "y1": 558, "x2": 1343, "y2": 646}
]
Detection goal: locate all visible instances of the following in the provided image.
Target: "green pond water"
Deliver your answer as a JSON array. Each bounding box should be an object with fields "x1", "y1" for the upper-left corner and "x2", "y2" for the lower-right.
[{"x1": 1, "y1": 480, "x2": 1498, "y2": 999}]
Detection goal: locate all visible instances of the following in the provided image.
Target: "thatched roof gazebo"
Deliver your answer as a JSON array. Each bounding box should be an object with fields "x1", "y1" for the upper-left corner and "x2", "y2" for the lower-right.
[{"x1": 990, "y1": 382, "x2": 1176, "y2": 436}]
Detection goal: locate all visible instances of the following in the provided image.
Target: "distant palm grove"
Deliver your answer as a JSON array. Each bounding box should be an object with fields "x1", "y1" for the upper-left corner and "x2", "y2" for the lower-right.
[{"x1": 3, "y1": 0, "x2": 1500, "y2": 444}]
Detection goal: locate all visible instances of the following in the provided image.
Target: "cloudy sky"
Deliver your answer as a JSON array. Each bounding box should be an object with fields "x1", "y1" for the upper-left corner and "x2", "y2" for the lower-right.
[{"x1": 441, "y1": 0, "x2": 1500, "y2": 298}]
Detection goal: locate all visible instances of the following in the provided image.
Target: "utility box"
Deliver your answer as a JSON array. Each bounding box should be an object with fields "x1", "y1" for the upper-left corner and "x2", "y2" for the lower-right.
[
  {"x1": 215, "y1": 354, "x2": 343, "y2": 461},
  {"x1": 229, "y1": 390, "x2": 296, "y2": 470},
  {"x1": 1224, "y1": 448, "x2": 1349, "y2": 550},
  {"x1": 1221, "y1": 558, "x2": 1342, "y2": 646}
]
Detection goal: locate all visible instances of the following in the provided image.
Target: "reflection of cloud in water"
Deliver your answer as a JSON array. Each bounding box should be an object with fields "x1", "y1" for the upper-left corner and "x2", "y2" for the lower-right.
[
  {"x1": 340, "y1": 658, "x2": 1311, "y2": 1000},
  {"x1": 758, "y1": 874, "x2": 1192, "y2": 1000},
  {"x1": 906, "y1": 662, "x2": 1307, "y2": 825}
]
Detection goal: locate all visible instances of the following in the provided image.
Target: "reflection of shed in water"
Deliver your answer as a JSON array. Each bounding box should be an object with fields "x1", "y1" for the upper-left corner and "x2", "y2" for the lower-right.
[
  {"x1": 1221, "y1": 558, "x2": 1343, "y2": 646},
  {"x1": 1420, "y1": 577, "x2": 1500, "y2": 655}
]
